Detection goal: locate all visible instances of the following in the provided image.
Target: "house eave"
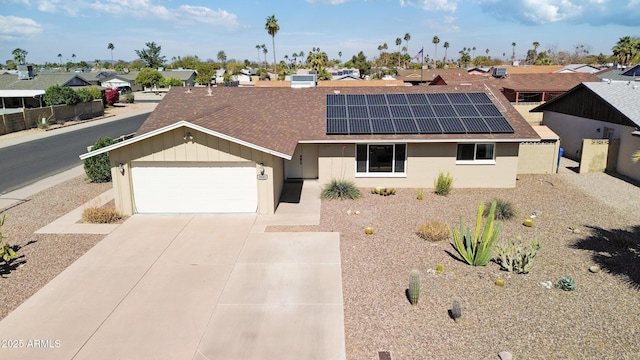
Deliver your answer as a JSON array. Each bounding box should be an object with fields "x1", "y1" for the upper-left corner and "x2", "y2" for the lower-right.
[
  {"x1": 298, "y1": 138, "x2": 541, "y2": 144},
  {"x1": 79, "y1": 120, "x2": 292, "y2": 161}
]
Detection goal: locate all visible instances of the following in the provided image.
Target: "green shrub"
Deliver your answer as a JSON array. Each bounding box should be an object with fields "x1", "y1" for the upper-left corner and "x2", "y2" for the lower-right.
[
  {"x1": 321, "y1": 179, "x2": 361, "y2": 200},
  {"x1": 159, "y1": 77, "x2": 183, "y2": 87},
  {"x1": 416, "y1": 221, "x2": 450, "y2": 242},
  {"x1": 452, "y1": 201, "x2": 501, "y2": 266},
  {"x1": 122, "y1": 93, "x2": 135, "y2": 103},
  {"x1": 434, "y1": 171, "x2": 453, "y2": 196},
  {"x1": 0, "y1": 215, "x2": 17, "y2": 264},
  {"x1": 485, "y1": 198, "x2": 515, "y2": 220},
  {"x1": 495, "y1": 236, "x2": 541, "y2": 274},
  {"x1": 370, "y1": 187, "x2": 396, "y2": 196},
  {"x1": 84, "y1": 137, "x2": 116, "y2": 183},
  {"x1": 417, "y1": 189, "x2": 424, "y2": 200},
  {"x1": 555, "y1": 277, "x2": 576, "y2": 291},
  {"x1": 75, "y1": 88, "x2": 94, "y2": 103},
  {"x1": 44, "y1": 84, "x2": 81, "y2": 106}
]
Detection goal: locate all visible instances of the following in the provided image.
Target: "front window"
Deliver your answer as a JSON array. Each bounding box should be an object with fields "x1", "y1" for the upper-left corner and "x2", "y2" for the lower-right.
[
  {"x1": 356, "y1": 144, "x2": 406, "y2": 175},
  {"x1": 456, "y1": 143, "x2": 495, "y2": 163}
]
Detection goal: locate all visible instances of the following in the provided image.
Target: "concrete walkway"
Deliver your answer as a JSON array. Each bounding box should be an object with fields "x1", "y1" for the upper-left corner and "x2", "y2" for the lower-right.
[{"x1": 0, "y1": 181, "x2": 345, "y2": 360}]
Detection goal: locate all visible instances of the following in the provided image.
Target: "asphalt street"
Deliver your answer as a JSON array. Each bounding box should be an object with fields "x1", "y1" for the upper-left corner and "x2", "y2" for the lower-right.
[{"x1": 0, "y1": 113, "x2": 148, "y2": 194}]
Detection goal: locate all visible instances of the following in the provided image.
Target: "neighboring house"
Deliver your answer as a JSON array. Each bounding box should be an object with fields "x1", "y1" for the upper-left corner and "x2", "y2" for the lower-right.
[
  {"x1": 430, "y1": 74, "x2": 493, "y2": 86},
  {"x1": 80, "y1": 85, "x2": 540, "y2": 216},
  {"x1": 554, "y1": 64, "x2": 601, "y2": 74},
  {"x1": 0, "y1": 71, "x2": 93, "y2": 112},
  {"x1": 497, "y1": 73, "x2": 601, "y2": 103},
  {"x1": 330, "y1": 68, "x2": 361, "y2": 80},
  {"x1": 467, "y1": 67, "x2": 492, "y2": 75},
  {"x1": 160, "y1": 70, "x2": 197, "y2": 87},
  {"x1": 596, "y1": 64, "x2": 640, "y2": 83},
  {"x1": 396, "y1": 68, "x2": 462, "y2": 85},
  {"x1": 490, "y1": 65, "x2": 563, "y2": 75},
  {"x1": 532, "y1": 82, "x2": 640, "y2": 181},
  {"x1": 100, "y1": 74, "x2": 140, "y2": 91}
]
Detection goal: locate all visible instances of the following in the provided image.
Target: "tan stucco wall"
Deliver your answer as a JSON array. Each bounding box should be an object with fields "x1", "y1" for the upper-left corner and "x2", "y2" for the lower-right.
[
  {"x1": 542, "y1": 111, "x2": 640, "y2": 181},
  {"x1": 518, "y1": 141, "x2": 559, "y2": 174},
  {"x1": 579, "y1": 139, "x2": 620, "y2": 173},
  {"x1": 109, "y1": 127, "x2": 280, "y2": 215},
  {"x1": 617, "y1": 132, "x2": 640, "y2": 182},
  {"x1": 513, "y1": 103, "x2": 544, "y2": 126},
  {"x1": 317, "y1": 142, "x2": 519, "y2": 189}
]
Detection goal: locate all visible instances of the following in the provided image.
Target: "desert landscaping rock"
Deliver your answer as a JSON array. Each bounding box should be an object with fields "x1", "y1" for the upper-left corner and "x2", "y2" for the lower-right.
[
  {"x1": 589, "y1": 265, "x2": 601, "y2": 273},
  {"x1": 498, "y1": 351, "x2": 513, "y2": 360}
]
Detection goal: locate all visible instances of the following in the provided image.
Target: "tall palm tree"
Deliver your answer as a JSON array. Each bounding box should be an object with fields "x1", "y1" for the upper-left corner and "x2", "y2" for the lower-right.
[
  {"x1": 265, "y1": 15, "x2": 279, "y2": 70},
  {"x1": 261, "y1": 44, "x2": 268, "y2": 70},
  {"x1": 443, "y1": 41, "x2": 449, "y2": 63},
  {"x1": 107, "y1": 43, "x2": 114, "y2": 64},
  {"x1": 11, "y1": 48, "x2": 27, "y2": 65},
  {"x1": 404, "y1": 33, "x2": 411, "y2": 55},
  {"x1": 432, "y1": 36, "x2": 440, "y2": 64},
  {"x1": 256, "y1": 44, "x2": 262, "y2": 65},
  {"x1": 612, "y1": 36, "x2": 635, "y2": 66},
  {"x1": 532, "y1": 41, "x2": 540, "y2": 64},
  {"x1": 94, "y1": 59, "x2": 101, "y2": 69},
  {"x1": 472, "y1": 46, "x2": 476, "y2": 58},
  {"x1": 511, "y1": 42, "x2": 516, "y2": 61},
  {"x1": 395, "y1": 38, "x2": 402, "y2": 66},
  {"x1": 485, "y1": 48, "x2": 490, "y2": 56},
  {"x1": 71, "y1": 53, "x2": 76, "y2": 64},
  {"x1": 57, "y1": 53, "x2": 62, "y2": 65},
  {"x1": 338, "y1": 51, "x2": 342, "y2": 63}
]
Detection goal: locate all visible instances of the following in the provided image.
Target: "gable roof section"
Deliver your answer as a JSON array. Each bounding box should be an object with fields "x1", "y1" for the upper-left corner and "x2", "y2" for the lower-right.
[
  {"x1": 621, "y1": 64, "x2": 640, "y2": 77},
  {"x1": 491, "y1": 65, "x2": 563, "y2": 74},
  {"x1": 532, "y1": 82, "x2": 640, "y2": 127},
  {"x1": 498, "y1": 73, "x2": 600, "y2": 92},
  {"x1": 122, "y1": 85, "x2": 538, "y2": 159},
  {"x1": 0, "y1": 73, "x2": 91, "y2": 90}
]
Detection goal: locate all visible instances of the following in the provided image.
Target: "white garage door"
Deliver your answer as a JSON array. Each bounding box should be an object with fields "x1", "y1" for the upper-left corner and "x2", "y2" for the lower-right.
[{"x1": 131, "y1": 163, "x2": 258, "y2": 213}]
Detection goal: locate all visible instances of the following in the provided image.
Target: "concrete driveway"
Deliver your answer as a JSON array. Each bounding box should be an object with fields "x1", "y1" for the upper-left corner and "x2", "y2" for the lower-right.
[{"x1": 0, "y1": 214, "x2": 345, "y2": 359}]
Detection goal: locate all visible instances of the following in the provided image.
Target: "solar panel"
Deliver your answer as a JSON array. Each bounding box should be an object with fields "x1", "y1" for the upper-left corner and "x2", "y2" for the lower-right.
[
  {"x1": 406, "y1": 93, "x2": 428, "y2": 104},
  {"x1": 346, "y1": 94, "x2": 367, "y2": 105},
  {"x1": 326, "y1": 106, "x2": 347, "y2": 119},
  {"x1": 467, "y1": 92, "x2": 492, "y2": 104},
  {"x1": 393, "y1": 118, "x2": 419, "y2": 133},
  {"x1": 461, "y1": 117, "x2": 491, "y2": 133},
  {"x1": 433, "y1": 105, "x2": 457, "y2": 117},
  {"x1": 477, "y1": 104, "x2": 502, "y2": 117},
  {"x1": 411, "y1": 105, "x2": 435, "y2": 118},
  {"x1": 390, "y1": 106, "x2": 413, "y2": 118},
  {"x1": 386, "y1": 93, "x2": 408, "y2": 105},
  {"x1": 368, "y1": 106, "x2": 391, "y2": 118},
  {"x1": 485, "y1": 116, "x2": 514, "y2": 133},
  {"x1": 416, "y1": 118, "x2": 442, "y2": 133},
  {"x1": 447, "y1": 93, "x2": 472, "y2": 104},
  {"x1": 453, "y1": 104, "x2": 480, "y2": 117},
  {"x1": 366, "y1": 94, "x2": 387, "y2": 105},
  {"x1": 324, "y1": 92, "x2": 515, "y2": 135},
  {"x1": 426, "y1": 93, "x2": 450, "y2": 105},
  {"x1": 326, "y1": 119, "x2": 349, "y2": 134},
  {"x1": 347, "y1": 106, "x2": 369, "y2": 119},
  {"x1": 349, "y1": 119, "x2": 372, "y2": 134},
  {"x1": 439, "y1": 118, "x2": 466, "y2": 133},
  {"x1": 326, "y1": 94, "x2": 345, "y2": 106},
  {"x1": 371, "y1": 119, "x2": 395, "y2": 134}
]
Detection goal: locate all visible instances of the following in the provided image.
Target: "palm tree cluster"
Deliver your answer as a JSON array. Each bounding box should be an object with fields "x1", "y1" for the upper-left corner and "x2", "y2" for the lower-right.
[{"x1": 612, "y1": 36, "x2": 640, "y2": 66}]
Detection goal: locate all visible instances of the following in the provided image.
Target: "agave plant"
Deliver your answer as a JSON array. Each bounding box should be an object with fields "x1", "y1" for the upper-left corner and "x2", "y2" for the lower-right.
[{"x1": 452, "y1": 201, "x2": 501, "y2": 266}]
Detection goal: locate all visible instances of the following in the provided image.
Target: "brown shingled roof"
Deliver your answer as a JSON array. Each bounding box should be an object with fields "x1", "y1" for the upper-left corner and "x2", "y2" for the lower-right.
[
  {"x1": 497, "y1": 73, "x2": 600, "y2": 92},
  {"x1": 137, "y1": 85, "x2": 539, "y2": 158}
]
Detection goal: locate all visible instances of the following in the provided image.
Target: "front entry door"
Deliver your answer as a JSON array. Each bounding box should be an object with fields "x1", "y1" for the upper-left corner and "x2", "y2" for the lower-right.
[{"x1": 285, "y1": 144, "x2": 318, "y2": 179}]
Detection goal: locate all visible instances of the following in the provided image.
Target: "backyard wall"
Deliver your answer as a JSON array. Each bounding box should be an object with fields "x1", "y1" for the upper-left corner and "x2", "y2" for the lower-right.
[
  {"x1": 0, "y1": 100, "x2": 104, "y2": 136},
  {"x1": 579, "y1": 139, "x2": 620, "y2": 174}
]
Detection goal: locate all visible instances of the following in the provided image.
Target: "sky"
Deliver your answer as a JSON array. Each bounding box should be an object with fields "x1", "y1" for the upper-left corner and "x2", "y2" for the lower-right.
[{"x1": 1, "y1": 0, "x2": 638, "y2": 66}]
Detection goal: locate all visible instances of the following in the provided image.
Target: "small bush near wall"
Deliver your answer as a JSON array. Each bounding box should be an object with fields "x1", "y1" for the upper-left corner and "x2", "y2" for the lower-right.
[
  {"x1": 105, "y1": 88, "x2": 120, "y2": 106},
  {"x1": 416, "y1": 221, "x2": 450, "y2": 242},
  {"x1": 84, "y1": 137, "x2": 116, "y2": 183},
  {"x1": 82, "y1": 207, "x2": 121, "y2": 223},
  {"x1": 122, "y1": 93, "x2": 135, "y2": 103},
  {"x1": 434, "y1": 172, "x2": 454, "y2": 196}
]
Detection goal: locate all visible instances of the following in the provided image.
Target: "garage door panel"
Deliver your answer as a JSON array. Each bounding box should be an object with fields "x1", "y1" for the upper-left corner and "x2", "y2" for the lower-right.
[{"x1": 131, "y1": 164, "x2": 258, "y2": 213}]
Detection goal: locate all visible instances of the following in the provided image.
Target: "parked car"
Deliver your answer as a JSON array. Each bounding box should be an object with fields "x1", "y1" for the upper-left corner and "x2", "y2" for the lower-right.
[{"x1": 117, "y1": 86, "x2": 131, "y2": 95}]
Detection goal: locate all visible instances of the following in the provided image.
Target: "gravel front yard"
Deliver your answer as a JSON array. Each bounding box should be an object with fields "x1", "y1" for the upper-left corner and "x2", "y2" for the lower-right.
[
  {"x1": 1, "y1": 167, "x2": 639, "y2": 359},
  {"x1": 320, "y1": 172, "x2": 640, "y2": 359}
]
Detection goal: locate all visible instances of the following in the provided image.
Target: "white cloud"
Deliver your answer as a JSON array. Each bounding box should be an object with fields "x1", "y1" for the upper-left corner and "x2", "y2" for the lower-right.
[
  {"x1": 0, "y1": 15, "x2": 42, "y2": 40},
  {"x1": 400, "y1": 0, "x2": 459, "y2": 12},
  {"x1": 28, "y1": 0, "x2": 240, "y2": 29},
  {"x1": 476, "y1": 0, "x2": 639, "y2": 26}
]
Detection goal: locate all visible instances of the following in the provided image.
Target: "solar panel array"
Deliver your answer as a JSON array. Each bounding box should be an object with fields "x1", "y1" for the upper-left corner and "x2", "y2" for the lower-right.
[{"x1": 326, "y1": 92, "x2": 515, "y2": 135}]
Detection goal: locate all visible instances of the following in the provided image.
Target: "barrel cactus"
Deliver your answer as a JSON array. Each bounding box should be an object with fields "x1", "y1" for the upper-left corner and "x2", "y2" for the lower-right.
[{"x1": 408, "y1": 269, "x2": 420, "y2": 305}]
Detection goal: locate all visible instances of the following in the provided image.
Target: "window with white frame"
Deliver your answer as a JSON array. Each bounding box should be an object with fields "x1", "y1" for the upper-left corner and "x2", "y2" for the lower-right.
[
  {"x1": 356, "y1": 144, "x2": 406, "y2": 175},
  {"x1": 456, "y1": 143, "x2": 495, "y2": 162}
]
